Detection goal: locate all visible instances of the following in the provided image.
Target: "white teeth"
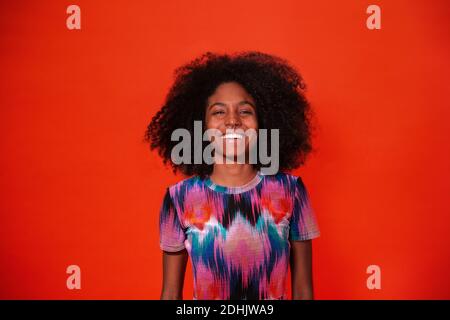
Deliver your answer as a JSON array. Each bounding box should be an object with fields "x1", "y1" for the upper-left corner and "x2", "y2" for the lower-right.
[{"x1": 223, "y1": 133, "x2": 244, "y2": 139}]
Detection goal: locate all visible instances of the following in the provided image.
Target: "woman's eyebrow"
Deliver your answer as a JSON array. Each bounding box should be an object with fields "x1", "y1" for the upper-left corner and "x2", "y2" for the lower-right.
[
  {"x1": 208, "y1": 100, "x2": 256, "y2": 110},
  {"x1": 207, "y1": 102, "x2": 227, "y2": 110},
  {"x1": 237, "y1": 100, "x2": 256, "y2": 108}
]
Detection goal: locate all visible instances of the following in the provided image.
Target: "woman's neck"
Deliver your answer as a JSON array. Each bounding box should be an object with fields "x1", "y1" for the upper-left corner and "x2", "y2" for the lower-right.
[{"x1": 209, "y1": 164, "x2": 258, "y2": 187}]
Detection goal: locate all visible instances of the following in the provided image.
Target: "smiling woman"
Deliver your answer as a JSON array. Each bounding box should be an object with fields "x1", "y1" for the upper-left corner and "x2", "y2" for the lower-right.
[{"x1": 144, "y1": 51, "x2": 320, "y2": 300}]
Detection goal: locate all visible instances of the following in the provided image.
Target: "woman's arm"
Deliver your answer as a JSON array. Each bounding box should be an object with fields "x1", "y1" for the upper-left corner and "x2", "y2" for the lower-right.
[
  {"x1": 160, "y1": 249, "x2": 188, "y2": 300},
  {"x1": 289, "y1": 240, "x2": 314, "y2": 300}
]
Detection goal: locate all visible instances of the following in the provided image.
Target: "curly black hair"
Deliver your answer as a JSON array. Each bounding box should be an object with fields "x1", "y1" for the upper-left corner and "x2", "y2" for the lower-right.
[{"x1": 144, "y1": 51, "x2": 315, "y2": 178}]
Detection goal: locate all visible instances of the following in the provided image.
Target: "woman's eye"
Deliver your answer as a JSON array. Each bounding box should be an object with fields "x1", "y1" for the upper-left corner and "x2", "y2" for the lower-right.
[
  {"x1": 213, "y1": 111, "x2": 224, "y2": 115},
  {"x1": 240, "y1": 110, "x2": 253, "y2": 114}
]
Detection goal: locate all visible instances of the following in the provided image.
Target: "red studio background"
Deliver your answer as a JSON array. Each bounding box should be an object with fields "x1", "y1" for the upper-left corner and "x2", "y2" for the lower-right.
[{"x1": 0, "y1": 0, "x2": 449, "y2": 300}]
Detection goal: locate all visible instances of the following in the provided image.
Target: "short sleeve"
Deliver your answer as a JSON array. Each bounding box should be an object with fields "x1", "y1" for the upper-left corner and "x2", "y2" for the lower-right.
[
  {"x1": 159, "y1": 188, "x2": 186, "y2": 252},
  {"x1": 289, "y1": 177, "x2": 321, "y2": 241}
]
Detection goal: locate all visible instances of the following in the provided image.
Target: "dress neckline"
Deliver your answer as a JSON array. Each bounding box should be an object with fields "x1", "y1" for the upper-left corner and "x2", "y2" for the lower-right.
[{"x1": 205, "y1": 170, "x2": 263, "y2": 194}]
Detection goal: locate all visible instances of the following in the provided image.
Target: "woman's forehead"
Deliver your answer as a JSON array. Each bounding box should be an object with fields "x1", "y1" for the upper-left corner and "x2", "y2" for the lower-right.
[{"x1": 207, "y1": 82, "x2": 255, "y2": 104}]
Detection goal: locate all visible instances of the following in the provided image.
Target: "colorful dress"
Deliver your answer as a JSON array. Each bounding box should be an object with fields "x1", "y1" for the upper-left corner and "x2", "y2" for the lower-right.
[{"x1": 159, "y1": 170, "x2": 320, "y2": 300}]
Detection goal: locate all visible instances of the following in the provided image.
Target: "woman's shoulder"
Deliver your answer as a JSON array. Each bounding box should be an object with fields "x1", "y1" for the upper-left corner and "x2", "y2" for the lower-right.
[
  {"x1": 166, "y1": 174, "x2": 205, "y2": 195},
  {"x1": 262, "y1": 170, "x2": 303, "y2": 185}
]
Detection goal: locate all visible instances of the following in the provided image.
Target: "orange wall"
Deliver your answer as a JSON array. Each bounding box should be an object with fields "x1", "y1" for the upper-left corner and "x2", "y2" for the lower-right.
[{"x1": 0, "y1": 0, "x2": 449, "y2": 299}]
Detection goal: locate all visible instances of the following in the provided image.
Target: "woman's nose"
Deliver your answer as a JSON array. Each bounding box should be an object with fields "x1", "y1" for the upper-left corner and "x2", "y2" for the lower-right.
[{"x1": 225, "y1": 111, "x2": 241, "y2": 128}]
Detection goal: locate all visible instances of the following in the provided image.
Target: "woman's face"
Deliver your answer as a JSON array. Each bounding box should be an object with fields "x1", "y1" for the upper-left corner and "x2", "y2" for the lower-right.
[{"x1": 205, "y1": 81, "x2": 258, "y2": 162}]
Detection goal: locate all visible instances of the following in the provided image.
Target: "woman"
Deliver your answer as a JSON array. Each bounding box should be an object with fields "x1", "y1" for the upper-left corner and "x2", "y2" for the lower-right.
[{"x1": 145, "y1": 51, "x2": 320, "y2": 300}]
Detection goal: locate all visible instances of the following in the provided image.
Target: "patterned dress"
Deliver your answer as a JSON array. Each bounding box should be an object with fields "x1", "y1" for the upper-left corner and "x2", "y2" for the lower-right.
[{"x1": 159, "y1": 170, "x2": 320, "y2": 300}]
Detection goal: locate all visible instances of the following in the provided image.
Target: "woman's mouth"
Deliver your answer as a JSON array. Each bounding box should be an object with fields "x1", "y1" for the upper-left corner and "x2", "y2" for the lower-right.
[{"x1": 222, "y1": 133, "x2": 244, "y2": 140}]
